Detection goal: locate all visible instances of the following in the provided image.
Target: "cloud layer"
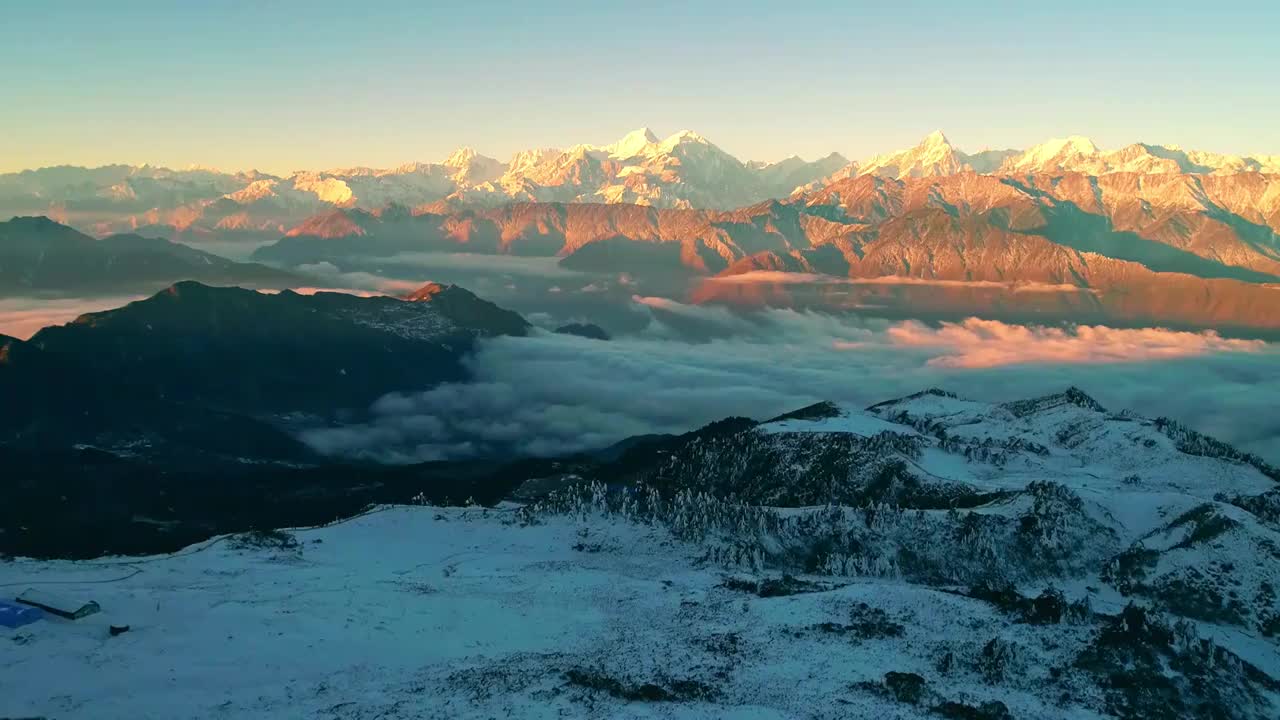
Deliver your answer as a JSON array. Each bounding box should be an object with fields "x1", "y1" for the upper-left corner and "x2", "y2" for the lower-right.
[
  {"x1": 300, "y1": 299, "x2": 1279, "y2": 465},
  {"x1": 883, "y1": 318, "x2": 1266, "y2": 368},
  {"x1": 0, "y1": 295, "x2": 145, "y2": 339},
  {"x1": 707, "y1": 271, "x2": 1091, "y2": 294}
]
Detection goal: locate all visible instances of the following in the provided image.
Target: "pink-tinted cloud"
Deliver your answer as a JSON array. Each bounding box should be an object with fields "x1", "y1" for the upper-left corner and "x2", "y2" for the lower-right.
[
  {"x1": 0, "y1": 282, "x2": 412, "y2": 339},
  {"x1": 293, "y1": 262, "x2": 430, "y2": 295},
  {"x1": 706, "y1": 271, "x2": 1092, "y2": 293},
  {"x1": 878, "y1": 318, "x2": 1266, "y2": 368},
  {"x1": 0, "y1": 295, "x2": 145, "y2": 339}
]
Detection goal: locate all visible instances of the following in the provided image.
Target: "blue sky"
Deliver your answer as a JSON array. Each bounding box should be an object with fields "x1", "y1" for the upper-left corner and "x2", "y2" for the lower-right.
[{"x1": 3, "y1": 0, "x2": 1277, "y2": 173}]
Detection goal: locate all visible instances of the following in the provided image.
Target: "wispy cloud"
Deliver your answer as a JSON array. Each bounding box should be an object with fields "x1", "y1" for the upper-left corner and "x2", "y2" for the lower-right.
[
  {"x1": 295, "y1": 262, "x2": 428, "y2": 294},
  {"x1": 880, "y1": 318, "x2": 1265, "y2": 368}
]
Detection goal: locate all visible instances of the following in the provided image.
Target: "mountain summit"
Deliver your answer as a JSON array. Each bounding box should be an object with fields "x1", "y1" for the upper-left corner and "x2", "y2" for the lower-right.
[
  {"x1": 608, "y1": 127, "x2": 660, "y2": 159},
  {"x1": 402, "y1": 282, "x2": 531, "y2": 336},
  {"x1": 921, "y1": 129, "x2": 950, "y2": 146},
  {"x1": 851, "y1": 131, "x2": 1016, "y2": 179}
]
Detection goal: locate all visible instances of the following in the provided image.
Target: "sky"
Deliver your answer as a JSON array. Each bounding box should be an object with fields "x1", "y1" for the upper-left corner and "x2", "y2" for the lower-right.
[{"x1": 3, "y1": 0, "x2": 1278, "y2": 174}]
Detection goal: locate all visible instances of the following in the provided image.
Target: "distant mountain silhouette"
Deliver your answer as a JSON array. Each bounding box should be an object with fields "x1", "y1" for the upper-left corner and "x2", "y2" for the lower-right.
[
  {"x1": 0, "y1": 216, "x2": 306, "y2": 296},
  {"x1": 554, "y1": 322, "x2": 611, "y2": 340},
  {"x1": 0, "y1": 281, "x2": 529, "y2": 462}
]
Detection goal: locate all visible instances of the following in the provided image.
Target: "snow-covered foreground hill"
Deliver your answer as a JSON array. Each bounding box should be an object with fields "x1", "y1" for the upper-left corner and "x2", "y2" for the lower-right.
[
  {"x1": 4, "y1": 388, "x2": 1280, "y2": 719},
  {"x1": 3, "y1": 500, "x2": 1278, "y2": 719}
]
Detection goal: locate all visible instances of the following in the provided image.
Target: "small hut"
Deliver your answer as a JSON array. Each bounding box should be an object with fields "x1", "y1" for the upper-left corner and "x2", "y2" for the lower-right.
[{"x1": 16, "y1": 589, "x2": 101, "y2": 620}]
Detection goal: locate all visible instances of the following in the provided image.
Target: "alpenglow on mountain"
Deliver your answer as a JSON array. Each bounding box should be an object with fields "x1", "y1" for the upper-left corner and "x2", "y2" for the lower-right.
[
  {"x1": 5, "y1": 129, "x2": 1278, "y2": 238},
  {"x1": 253, "y1": 165, "x2": 1280, "y2": 332}
]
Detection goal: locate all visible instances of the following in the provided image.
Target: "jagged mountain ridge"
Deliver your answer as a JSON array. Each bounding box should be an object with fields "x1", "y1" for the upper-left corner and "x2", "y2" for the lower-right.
[
  {"x1": 526, "y1": 386, "x2": 1280, "y2": 646},
  {"x1": 846, "y1": 130, "x2": 1018, "y2": 180},
  {"x1": 799, "y1": 131, "x2": 1280, "y2": 192},
  {"x1": 254, "y1": 169, "x2": 1280, "y2": 331},
  {"x1": 6, "y1": 129, "x2": 1277, "y2": 239},
  {"x1": 585, "y1": 387, "x2": 1277, "y2": 509},
  {"x1": 0, "y1": 129, "x2": 847, "y2": 235}
]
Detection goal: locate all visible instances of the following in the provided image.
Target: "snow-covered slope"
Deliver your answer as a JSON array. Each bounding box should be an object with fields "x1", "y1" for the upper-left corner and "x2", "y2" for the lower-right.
[
  {"x1": 862, "y1": 388, "x2": 1278, "y2": 512},
  {"x1": 4, "y1": 499, "x2": 1276, "y2": 720},
  {"x1": 999, "y1": 138, "x2": 1280, "y2": 176},
  {"x1": 854, "y1": 131, "x2": 996, "y2": 179},
  {"x1": 4, "y1": 386, "x2": 1280, "y2": 719},
  {"x1": 796, "y1": 131, "x2": 1280, "y2": 192},
  {"x1": 562, "y1": 388, "x2": 1280, "y2": 656},
  {"x1": 614, "y1": 388, "x2": 1275, "y2": 517}
]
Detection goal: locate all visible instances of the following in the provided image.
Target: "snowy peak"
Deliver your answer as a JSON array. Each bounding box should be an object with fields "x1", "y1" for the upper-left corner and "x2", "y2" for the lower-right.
[
  {"x1": 608, "y1": 127, "x2": 660, "y2": 159},
  {"x1": 739, "y1": 385, "x2": 1277, "y2": 508},
  {"x1": 989, "y1": 136, "x2": 1266, "y2": 176},
  {"x1": 856, "y1": 131, "x2": 966, "y2": 179},
  {"x1": 224, "y1": 179, "x2": 279, "y2": 204},
  {"x1": 505, "y1": 147, "x2": 561, "y2": 175},
  {"x1": 753, "y1": 151, "x2": 853, "y2": 196},
  {"x1": 1000, "y1": 136, "x2": 1102, "y2": 174},
  {"x1": 666, "y1": 129, "x2": 706, "y2": 143},
  {"x1": 591, "y1": 385, "x2": 1278, "y2": 556},
  {"x1": 470, "y1": 127, "x2": 775, "y2": 209},
  {"x1": 1046, "y1": 135, "x2": 1099, "y2": 156},
  {"x1": 443, "y1": 147, "x2": 480, "y2": 167},
  {"x1": 921, "y1": 129, "x2": 951, "y2": 147},
  {"x1": 440, "y1": 147, "x2": 504, "y2": 185},
  {"x1": 656, "y1": 129, "x2": 711, "y2": 154}
]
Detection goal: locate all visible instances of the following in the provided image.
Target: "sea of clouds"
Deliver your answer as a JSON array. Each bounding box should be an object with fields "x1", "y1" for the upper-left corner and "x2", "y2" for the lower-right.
[
  {"x1": 300, "y1": 297, "x2": 1280, "y2": 464},
  {"x1": 5, "y1": 260, "x2": 1273, "y2": 467}
]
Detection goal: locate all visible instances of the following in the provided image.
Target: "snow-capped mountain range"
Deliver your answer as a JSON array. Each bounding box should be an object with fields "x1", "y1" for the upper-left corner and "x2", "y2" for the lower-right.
[
  {"x1": 252, "y1": 163, "x2": 1280, "y2": 332},
  {"x1": 9, "y1": 129, "x2": 1280, "y2": 331},
  {"x1": 4, "y1": 129, "x2": 1277, "y2": 238},
  {"x1": 799, "y1": 131, "x2": 1280, "y2": 190}
]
